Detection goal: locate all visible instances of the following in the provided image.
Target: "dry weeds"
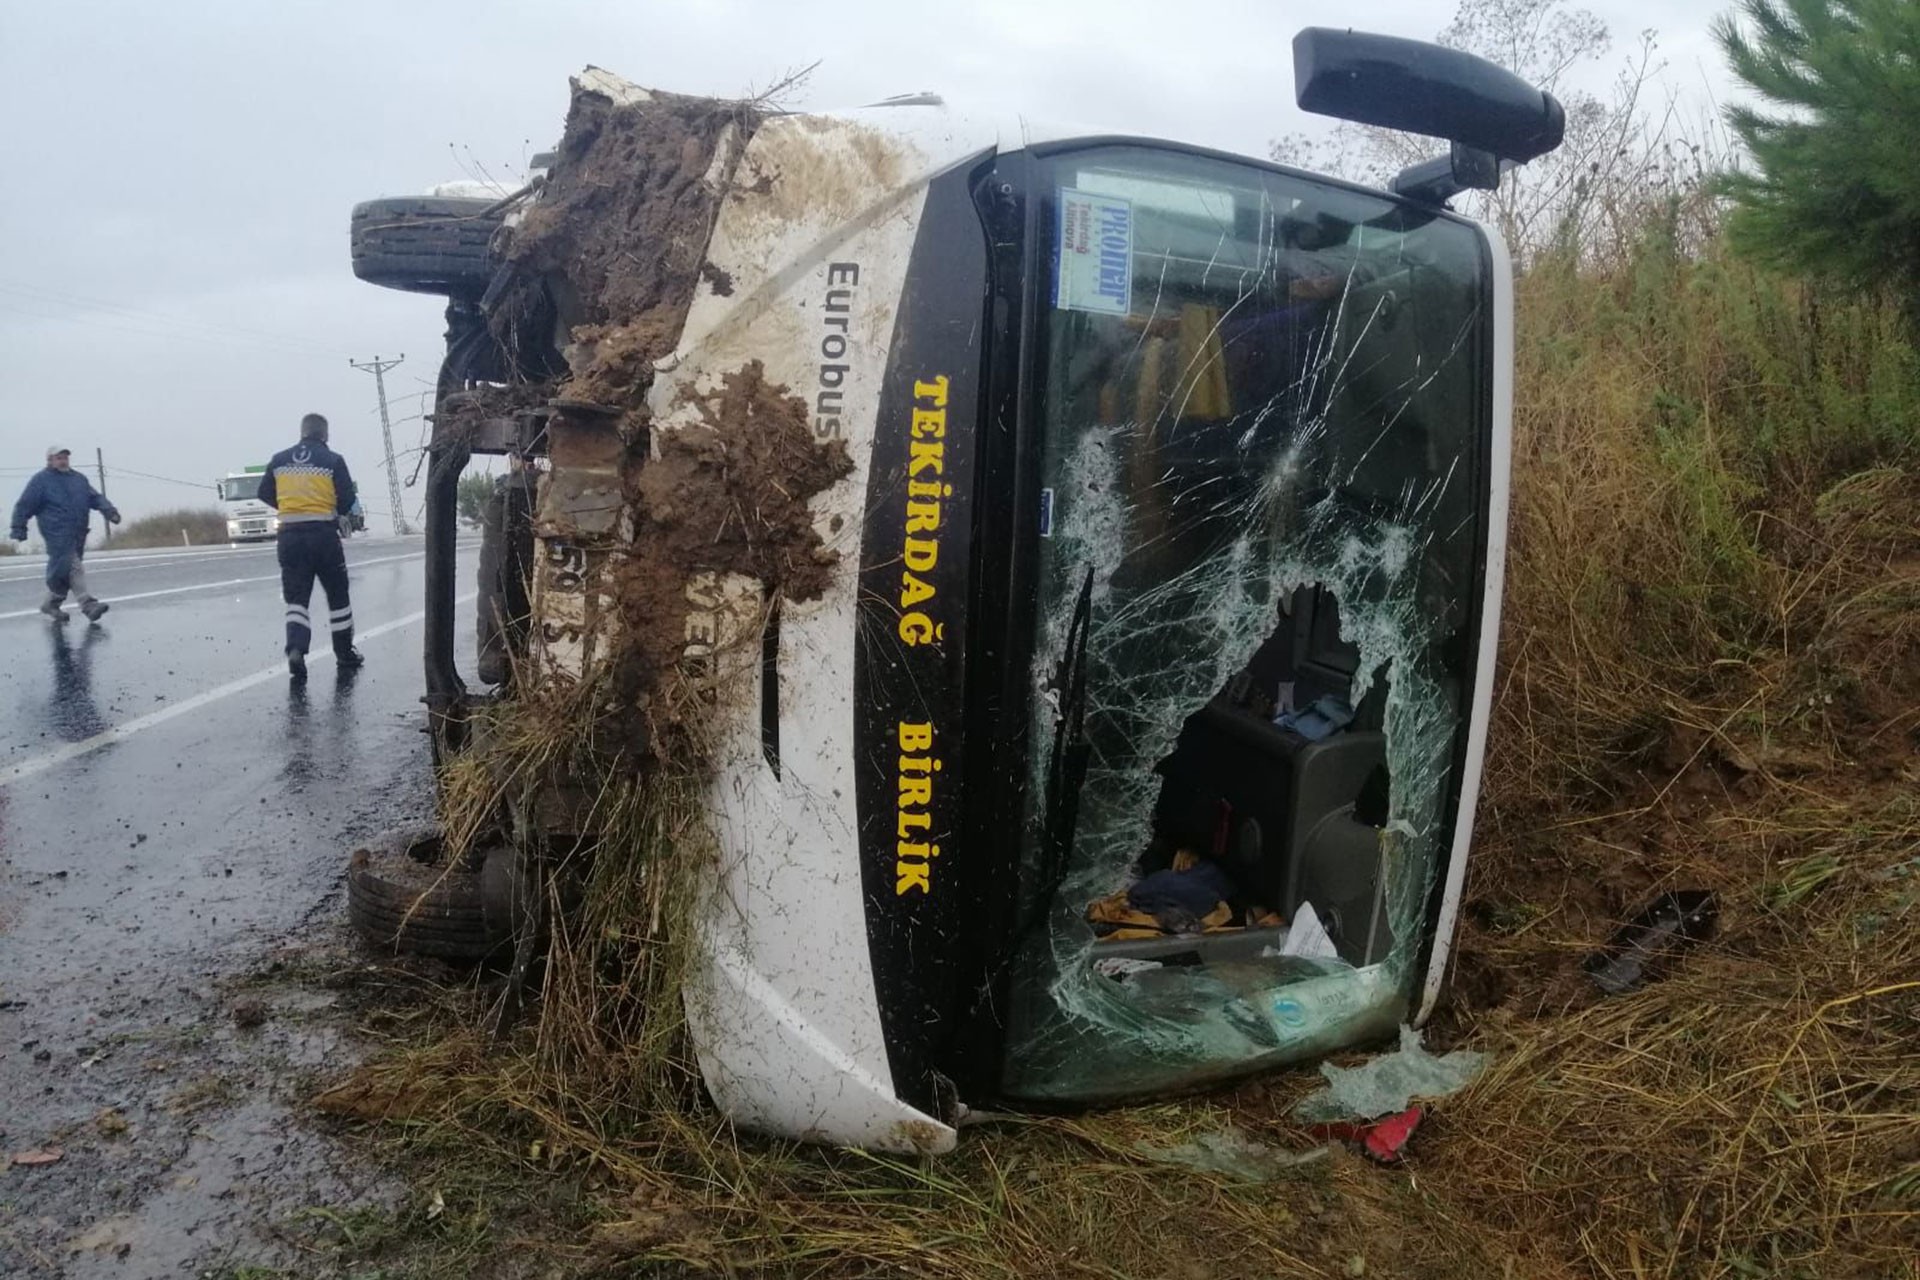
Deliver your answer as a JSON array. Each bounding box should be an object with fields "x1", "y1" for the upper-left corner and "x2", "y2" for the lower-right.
[{"x1": 304, "y1": 197, "x2": 1920, "y2": 1279}]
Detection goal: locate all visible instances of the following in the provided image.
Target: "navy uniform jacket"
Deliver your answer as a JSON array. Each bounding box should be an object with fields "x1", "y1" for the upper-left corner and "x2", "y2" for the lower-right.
[
  {"x1": 259, "y1": 441, "x2": 357, "y2": 525},
  {"x1": 10, "y1": 467, "x2": 119, "y2": 549}
]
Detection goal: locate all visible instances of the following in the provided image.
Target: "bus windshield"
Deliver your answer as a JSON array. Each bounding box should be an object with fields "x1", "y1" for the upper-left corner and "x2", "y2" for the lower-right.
[{"x1": 1004, "y1": 146, "x2": 1493, "y2": 1101}]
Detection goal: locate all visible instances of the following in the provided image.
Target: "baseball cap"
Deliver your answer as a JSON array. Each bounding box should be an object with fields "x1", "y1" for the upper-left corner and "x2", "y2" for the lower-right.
[{"x1": 46, "y1": 444, "x2": 70, "y2": 459}]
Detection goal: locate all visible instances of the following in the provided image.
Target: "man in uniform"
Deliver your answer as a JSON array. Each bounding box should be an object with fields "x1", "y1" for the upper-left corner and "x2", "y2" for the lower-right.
[
  {"x1": 259, "y1": 414, "x2": 364, "y2": 679},
  {"x1": 9, "y1": 444, "x2": 121, "y2": 622}
]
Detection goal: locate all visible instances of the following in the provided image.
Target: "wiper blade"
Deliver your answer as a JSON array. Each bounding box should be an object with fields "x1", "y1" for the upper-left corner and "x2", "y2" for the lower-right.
[
  {"x1": 1040, "y1": 565, "x2": 1096, "y2": 890},
  {"x1": 968, "y1": 566, "x2": 1097, "y2": 1017}
]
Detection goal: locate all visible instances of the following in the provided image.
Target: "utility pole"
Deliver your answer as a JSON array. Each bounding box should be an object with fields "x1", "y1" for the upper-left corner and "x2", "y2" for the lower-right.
[
  {"x1": 350, "y1": 354, "x2": 410, "y2": 536},
  {"x1": 96, "y1": 447, "x2": 110, "y2": 545}
]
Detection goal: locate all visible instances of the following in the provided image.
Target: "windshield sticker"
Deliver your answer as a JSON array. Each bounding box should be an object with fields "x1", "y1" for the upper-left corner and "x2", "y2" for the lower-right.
[
  {"x1": 1055, "y1": 189, "x2": 1133, "y2": 316},
  {"x1": 1039, "y1": 487, "x2": 1055, "y2": 538}
]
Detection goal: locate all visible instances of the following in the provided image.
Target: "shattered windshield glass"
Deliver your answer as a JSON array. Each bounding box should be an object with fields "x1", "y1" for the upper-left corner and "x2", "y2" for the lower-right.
[{"x1": 1004, "y1": 147, "x2": 1490, "y2": 1101}]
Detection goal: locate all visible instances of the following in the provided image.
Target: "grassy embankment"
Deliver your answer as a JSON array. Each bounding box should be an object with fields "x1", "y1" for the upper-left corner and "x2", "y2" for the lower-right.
[
  {"x1": 284, "y1": 205, "x2": 1919, "y2": 1280},
  {"x1": 108, "y1": 507, "x2": 228, "y2": 549}
]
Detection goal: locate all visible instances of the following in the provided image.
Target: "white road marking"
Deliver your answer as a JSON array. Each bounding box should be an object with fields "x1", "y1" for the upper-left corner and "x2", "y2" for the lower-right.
[
  {"x1": 0, "y1": 540, "x2": 418, "y2": 583},
  {"x1": 0, "y1": 592, "x2": 479, "y2": 788},
  {"x1": 0, "y1": 552, "x2": 425, "y2": 620},
  {"x1": 0, "y1": 549, "x2": 276, "y2": 582},
  {"x1": 0, "y1": 545, "x2": 277, "y2": 579}
]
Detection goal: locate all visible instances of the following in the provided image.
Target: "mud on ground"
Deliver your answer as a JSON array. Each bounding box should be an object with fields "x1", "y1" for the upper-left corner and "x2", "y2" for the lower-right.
[{"x1": 0, "y1": 931, "x2": 402, "y2": 1279}]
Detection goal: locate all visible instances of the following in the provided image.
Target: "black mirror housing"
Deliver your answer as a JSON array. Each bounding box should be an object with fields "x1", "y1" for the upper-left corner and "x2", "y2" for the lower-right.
[
  {"x1": 1390, "y1": 143, "x2": 1502, "y2": 205},
  {"x1": 1294, "y1": 28, "x2": 1565, "y2": 165}
]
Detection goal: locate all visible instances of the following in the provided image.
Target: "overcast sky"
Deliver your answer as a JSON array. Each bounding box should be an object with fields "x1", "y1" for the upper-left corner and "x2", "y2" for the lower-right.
[{"x1": 2, "y1": 0, "x2": 1740, "y2": 532}]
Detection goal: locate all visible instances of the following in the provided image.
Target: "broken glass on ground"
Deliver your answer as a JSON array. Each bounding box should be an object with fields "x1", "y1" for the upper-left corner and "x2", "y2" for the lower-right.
[
  {"x1": 1291, "y1": 1026, "x2": 1488, "y2": 1124},
  {"x1": 1002, "y1": 145, "x2": 1492, "y2": 1102},
  {"x1": 1134, "y1": 1126, "x2": 1331, "y2": 1181}
]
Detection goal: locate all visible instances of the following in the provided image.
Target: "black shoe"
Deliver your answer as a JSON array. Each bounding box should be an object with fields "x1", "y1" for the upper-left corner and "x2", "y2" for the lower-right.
[
  {"x1": 81, "y1": 599, "x2": 108, "y2": 623},
  {"x1": 334, "y1": 647, "x2": 365, "y2": 670},
  {"x1": 288, "y1": 649, "x2": 307, "y2": 681}
]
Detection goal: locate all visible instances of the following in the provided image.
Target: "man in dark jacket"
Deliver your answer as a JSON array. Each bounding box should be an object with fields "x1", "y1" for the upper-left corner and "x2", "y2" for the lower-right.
[
  {"x1": 9, "y1": 444, "x2": 121, "y2": 622},
  {"x1": 258, "y1": 413, "x2": 363, "y2": 680}
]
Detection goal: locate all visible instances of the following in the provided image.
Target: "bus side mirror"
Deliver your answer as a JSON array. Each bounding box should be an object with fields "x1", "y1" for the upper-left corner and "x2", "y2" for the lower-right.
[{"x1": 1293, "y1": 28, "x2": 1565, "y2": 165}]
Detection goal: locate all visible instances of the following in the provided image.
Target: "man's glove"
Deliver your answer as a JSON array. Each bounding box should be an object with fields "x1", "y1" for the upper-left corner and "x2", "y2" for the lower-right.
[
  {"x1": 106, "y1": 509, "x2": 122, "y2": 526},
  {"x1": 337, "y1": 515, "x2": 352, "y2": 536},
  {"x1": 8, "y1": 529, "x2": 25, "y2": 544}
]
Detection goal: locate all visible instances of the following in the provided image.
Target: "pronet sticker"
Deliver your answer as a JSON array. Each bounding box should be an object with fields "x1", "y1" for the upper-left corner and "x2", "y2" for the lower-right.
[{"x1": 1055, "y1": 189, "x2": 1133, "y2": 315}]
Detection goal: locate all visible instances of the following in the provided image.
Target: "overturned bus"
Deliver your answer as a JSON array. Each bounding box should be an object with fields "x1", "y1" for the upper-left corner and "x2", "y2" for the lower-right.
[{"x1": 346, "y1": 29, "x2": 1564, "y2": 1152}]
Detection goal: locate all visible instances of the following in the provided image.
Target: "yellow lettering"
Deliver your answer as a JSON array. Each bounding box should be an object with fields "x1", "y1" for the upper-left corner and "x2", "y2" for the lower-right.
[
  {"x1": 913, "y1": 374, "x2": 950, "y2": 407},
  {"x1": 903, "y1": 537, "x2": 938, "y2": 573},
  {"x1": 911, "y1": 406, "x2": 946, "y2": 439},
  {"x1": 899, "y1": 571, "x2": 935, "y2": 608},
  {"x1": 899, "y1": 612, "x2": 942, "y2": 646},
  {"x1": 893, "y1": 716, "x2": 943, "y2": 898},
  {"x1": 905, "y1": 500, "x2": 940, "y2": 534},
  {"x1": 908, "y1": 440, "x2": 944, "y2": 477}
]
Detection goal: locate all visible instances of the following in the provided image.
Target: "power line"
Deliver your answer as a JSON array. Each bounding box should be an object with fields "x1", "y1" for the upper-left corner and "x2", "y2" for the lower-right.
[
  {"x1": 0, "y1": 279, "x2": 354, "y2": 360},
  {"x1": 110, "y1": 465, "x2": 219, "y2": 491},
  {"x1": 0, "y1": 299, "x2": 340, "y2": 364}
]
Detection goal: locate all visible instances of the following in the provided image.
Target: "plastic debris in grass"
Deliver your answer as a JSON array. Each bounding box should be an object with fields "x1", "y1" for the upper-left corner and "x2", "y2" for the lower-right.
[
  {"x1": 1584, "y1": 889, "x2": 1718, "y2": 995},
  {"x1": 1134, "y1": 1125, "x2": 1331, "y2": 1181},
  {"x1": 1291, "y1": 1025, "x2": 1486, "y2": 1124},
  {"x1": 1310, "y1": 1105, "x2": 1423, "y2": 1164}
]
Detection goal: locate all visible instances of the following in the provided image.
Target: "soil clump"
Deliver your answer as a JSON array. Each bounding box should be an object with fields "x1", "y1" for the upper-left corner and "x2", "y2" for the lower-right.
[{"x1": 481, "y1": 74, "x2": 850, "y2": 746}]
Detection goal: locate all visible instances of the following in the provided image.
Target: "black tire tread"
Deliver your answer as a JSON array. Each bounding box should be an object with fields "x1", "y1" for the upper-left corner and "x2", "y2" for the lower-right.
[
  {"x1": 349, "y1": 196, "x2": 502, "y2": 296},
  {"x1": 345, "y1": 823, "x2": 508, "y2": 962}
]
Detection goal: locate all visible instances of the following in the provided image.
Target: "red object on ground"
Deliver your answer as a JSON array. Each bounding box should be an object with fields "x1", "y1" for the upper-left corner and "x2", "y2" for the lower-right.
[{"x1": 1311, "y1": 1106, "x2": 1424, "y2": 1163}]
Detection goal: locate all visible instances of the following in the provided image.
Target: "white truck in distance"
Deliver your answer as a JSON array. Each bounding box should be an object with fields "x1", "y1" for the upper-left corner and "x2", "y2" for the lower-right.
[{"x1": 217, "y1": 467, "x2": 276, "y2": 542}]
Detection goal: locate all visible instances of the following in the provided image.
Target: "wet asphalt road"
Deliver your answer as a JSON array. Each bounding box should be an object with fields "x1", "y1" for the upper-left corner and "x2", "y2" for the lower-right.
[{"x1": 0, "y1": 535, "x2": 477, "y2": 1276}]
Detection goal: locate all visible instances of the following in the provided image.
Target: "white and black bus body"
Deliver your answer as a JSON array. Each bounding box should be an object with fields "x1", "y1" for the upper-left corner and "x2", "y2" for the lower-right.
[
  {"x1": 389, "y1": 30, "x2": 1565, "y2": 1154},
  {"x1": 656, "y1": 31, "x2": 1565, "y2": 1154}
]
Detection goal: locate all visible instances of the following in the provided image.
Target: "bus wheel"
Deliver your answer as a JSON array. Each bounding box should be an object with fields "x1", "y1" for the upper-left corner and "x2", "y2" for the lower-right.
[{"x1": 345, "y1": 823, "x2": 509, "y2": 962}]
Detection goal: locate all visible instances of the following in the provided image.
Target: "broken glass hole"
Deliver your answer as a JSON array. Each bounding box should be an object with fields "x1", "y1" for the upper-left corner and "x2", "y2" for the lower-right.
[{"x1": 1082, "y1": 588, "x2": 1396, "y2": 970}]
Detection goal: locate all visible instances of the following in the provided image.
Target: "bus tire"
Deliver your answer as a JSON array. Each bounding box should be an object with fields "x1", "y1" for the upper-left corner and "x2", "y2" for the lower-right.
[
  {"x1": 345, "y1": 823, "x2": 508, "y2": 962},
  {"x1": 349, "y1": 197, "x2": 502, "y2": 297}
]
